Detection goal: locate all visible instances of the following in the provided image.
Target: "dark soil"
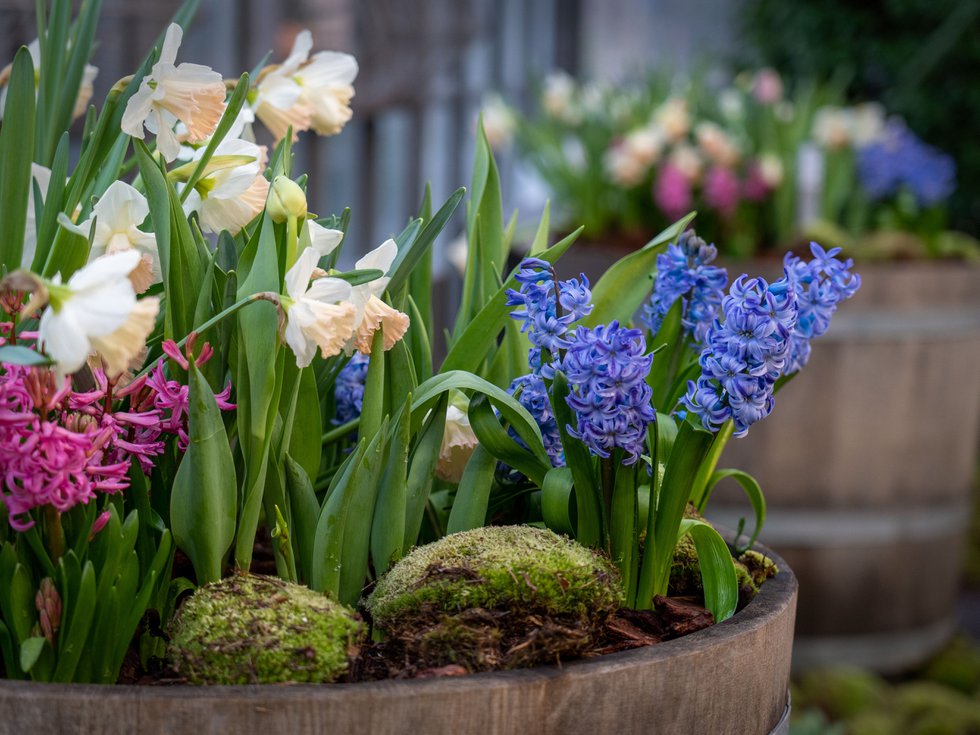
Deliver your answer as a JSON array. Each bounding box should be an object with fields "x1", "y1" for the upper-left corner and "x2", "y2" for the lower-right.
[{"x1": 347, "y1": 595, "x2": 714, "y2": 682}]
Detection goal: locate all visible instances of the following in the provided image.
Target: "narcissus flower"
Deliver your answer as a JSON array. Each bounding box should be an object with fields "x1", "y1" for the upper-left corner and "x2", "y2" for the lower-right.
[
  {"x1": 347, "y1": 239, "x2": 409, "y2": 354},
  {"x1": 121, "y1": 23, "x2": 226, "y2": 162},
  {"x1": 280, "y1": 247, "x2": 357, "y2": 368},
  {"x1": 35, "y1": 250, "x2": 160, "y2": 378},
  {"x1": 435, "y1": 405, "x2": 479, "y2": 483},
  {"x1": 252, "y1": 30, "x2": 358, "y2": 141},
  {"x1": 182, "y1": 138, "x2": 269, "y2": 235},
  {"x1": 67, "y1": 181, "x2": 161, "y2": 291}
]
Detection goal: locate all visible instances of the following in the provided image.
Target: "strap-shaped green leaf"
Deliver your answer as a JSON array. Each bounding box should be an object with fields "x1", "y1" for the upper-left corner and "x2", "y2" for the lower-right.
[
  {"x1": 468, "y1": 393, "x2": 550, "y2": 487},
  {"x1": 700, "y1": 469, "x2": 767, "y2": 554},
  {"x1": 446, "y1": 444, "x2": 498, "y2": 534},
  {"x1": 678, "y1": 519, "x2": 738, "y2": 622},
  {"x1": 371, "y1": 396, "x2": 412, "y2": 573},
  {"x1": 541, "y1": 467, "x2": 576, "y2": 537},
  {"x1": 170, "y1": 363, "x2": 238, "y2": 584},
  {"x1": 549, "y1": 371, "x2": 601, "y2": 546},
  {"x1": 284, "y1": 456, "x2": 319, "y2": 584},
  {"x1": 440, "y1": 228, "x2": 582, "y2": 375},
  {"x1": 582, "y1": 213, "x2": 696, "y2": 329},
  {"x1": 0, "y1": 47, "x2": 36, "y2": 269},
  {"x1": 53, "y1": 560, "x2": 96, "y2": 681},
  {"x1": 402, "y1": 399, "x2": 447, "y2": 550}
]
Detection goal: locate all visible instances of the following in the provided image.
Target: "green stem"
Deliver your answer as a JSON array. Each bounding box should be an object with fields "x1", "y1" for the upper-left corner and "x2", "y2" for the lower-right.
[
  {"x1": 600, "y1": 456, "x2": 614, "y2": 554},
  {"x1": 321, "y1": 418, "x2": 359, "y2": 445},
  {"x1": 285, "y1": 214, "x2": 299, "y2": 274},
  {"x1": 690, "y1": 420, "x2": 735, "y2": 512},
  {"x1": 42, "y1": 507, "x2": 65, "y2": 563}
]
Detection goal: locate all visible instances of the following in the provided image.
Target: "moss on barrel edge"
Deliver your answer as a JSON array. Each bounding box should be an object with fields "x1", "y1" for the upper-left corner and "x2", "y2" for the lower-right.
[{"x1": 168, "y1": 573, "x2": 364, "y2": 685}]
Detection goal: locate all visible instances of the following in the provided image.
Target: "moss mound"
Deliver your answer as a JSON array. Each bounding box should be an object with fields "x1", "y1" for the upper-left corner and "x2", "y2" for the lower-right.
[
  {"x1": 364, "y1": 525, "x2": 622, "y2": 673},
  {"x1": 168, "y1": 573, "x2": 363, "y2": 685}
]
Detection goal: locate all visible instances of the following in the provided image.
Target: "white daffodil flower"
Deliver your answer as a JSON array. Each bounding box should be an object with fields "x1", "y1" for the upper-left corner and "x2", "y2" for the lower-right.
[
  {"x1": 252, "y1": 30, "x2": 357, "y2": 141},
  {"x1": 22, "y1": 163, "x2": 52, "y2": 269},
  {"x1": 302, "y1": 220, "x2": 344, "y2": 258},
  {"x1": 37, "y1": 250, "x2": 159, "y2": 378},
  {"x1": 435, "y1": 404, "x2": 480, "y2": 483},
  {"x1": 181, "y1": 138, "x2": 269, "y2": 235},
  {"x1": 0, "y1": 40, "x2": 98, "y2": 122},
  {"x1": 176, "y1": 105, "x2": 256, "y2": 160},
  {"x1": 252, "y1": 32, "x2": 315, "y2": 141},
  {"x1": 653, "y1": 98, "x2": 691, "y2": 143},
  {"x1": 121, "y1": 23, "x2": 226, "y2": 162},
  {"x1": 347, "y1": 238, "x2": 409, "y2": 354},
  {"x1": 294, "y1": 48, "x2": 357, "y2": 137},
  {"x1": 63, "y1": 181, "x2": 161, "y2": 293},
  {"x1": 695, "y1": 122, "x2": 741, "y2": 168},
  {"x1": 281, "y1": 247, "x2": 356, "y2": 368}
]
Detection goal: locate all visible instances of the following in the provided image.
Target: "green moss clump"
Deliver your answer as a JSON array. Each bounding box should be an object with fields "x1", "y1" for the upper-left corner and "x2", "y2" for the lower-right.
[
  {"x1": 168, "y1": 573, "x2": 363, "y2": 685},
  {"x1": 367, "y1": 525, "x2": 622, "y2": 628},
  {"x1": 365, "y1": 526, "x2": 622, "y2": 672}
]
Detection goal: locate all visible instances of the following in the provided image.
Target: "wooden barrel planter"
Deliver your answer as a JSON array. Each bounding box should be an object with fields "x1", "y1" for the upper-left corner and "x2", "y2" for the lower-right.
[
  {"x1": 709, "y1": 261, "x2": 980, "y2": 674},
  {"x1": 0, "y1": 545, "x2": 797, "y2": 735}
]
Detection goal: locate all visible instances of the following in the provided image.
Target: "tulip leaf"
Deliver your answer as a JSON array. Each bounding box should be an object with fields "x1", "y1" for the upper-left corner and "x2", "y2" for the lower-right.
[
  {"x1": 371, "y1": 396, "x2": 412, "y2": 573},
  {"x1": 402, "y1": 398, "x2": 447, "y2": 550},
  {"x1": 170, "y1": 362, "x2": 237, "y2": 584}
]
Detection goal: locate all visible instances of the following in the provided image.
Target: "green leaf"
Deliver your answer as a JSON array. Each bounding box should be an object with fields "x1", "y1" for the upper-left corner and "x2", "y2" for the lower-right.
[
  {"x1": 700, "y1": 469, "x2": 767, "y2": 554},
  {"x1": 53, "y1": 560, "x2": 96, "y2": 681},
  {"x1": 19, "y1": 636, "x2": 52, "y2": 676},
  {"x1": 0, "y1": 345, "x2": 52, "y2": 367},
  {"x1": 402, "y1": 399, "x2": 446, "y2": 549},
  {"x1": 338, "y1": 418, "x2": 389, "y2": 605},
  {"x1": 541, "y1": 466, "x2": 576, "y2": 537},
  {"x1": 651, "y1": 422, "x2": 714, "y2": 599},
  {"x1": 233, "y1": 215, "x2": 282, "y2": 568},
  {"x1": 359, "y1": 329, "x2": 386, "y2": 444},
  {"x1": 446, "y1": 444, "x2": 498, "y2": 533},
  {"x1": 678, "y1": 519, "x2": 739, "y2": 622},
  {"x1": 582, "y1": 213, "x2": 695, "y2": 328},
  {"x1": 441, "y1": 228, "x2": 582, "y2": 375},
  {"x1": 550, "y1": 371, "x2": 601, "y2": 546},
  {"x1": 467, "y1": 393, "x2": 550, "y2": 487},
  {"x1": 0, "y1": 47, "x2": 36, "y2": 269},
  {"x1": 330, "y1": 268, "x2": 385, "y2": 286},
  {"x1": 310, "y1": 439, "x2": 366, "y2": 595},
  {"x1": 387, "y1": 188, "x2": 465, "y2": 296},
  {"x1": 371, "y1": 397, "x2": 412, "y2": 573},
  {"x1": 284, "y1": 456, "x2": 319, "y2": 584},
  {"x1": 170, "y1": 363, "x2": 237, "y2": 584},
  {"x1": 4, "y1": 563, "x2": 35, "y2": 644},
  {"x1": 529, "y1": 201, "x2": 551, "y2": 255}
]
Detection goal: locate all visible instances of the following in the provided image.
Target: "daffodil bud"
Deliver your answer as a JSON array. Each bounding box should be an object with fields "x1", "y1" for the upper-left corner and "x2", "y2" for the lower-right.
[{"x1": 267, "y1": 175, "x2": 307, "y2": 223}]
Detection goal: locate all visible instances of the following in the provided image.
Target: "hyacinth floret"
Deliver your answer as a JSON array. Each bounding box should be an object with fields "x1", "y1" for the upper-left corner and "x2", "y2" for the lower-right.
[
  {"x1": 333, "y1": 353, "x2": 369, "y2": 425},
  {"x1": 506, "y1": 257, "x2": 593, "y2": 378},
  {"x1": 562, "y1": 321, "x2": 655, "y2": 465},
  {"x1": 508, "y1": 373, "x2": 564, "y2": 467},
  {"x1": 782, "y1": 242, "x2": 861, "y2": 375},
  {"x1": 640, "y1": 229, "x2": 728, "y2": 347},
  {"x1": 683, "y1": 275, "x2": 798, "y2": 437}
]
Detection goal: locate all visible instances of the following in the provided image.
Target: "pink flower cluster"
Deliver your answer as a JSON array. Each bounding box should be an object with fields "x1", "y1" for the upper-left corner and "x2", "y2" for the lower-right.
[
  {"x1": 0, "y1": 330, "x2": 234, "y2": 531},
  {"x1": 653, "y1": 160, "x2": 777, "y2": 222}
]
